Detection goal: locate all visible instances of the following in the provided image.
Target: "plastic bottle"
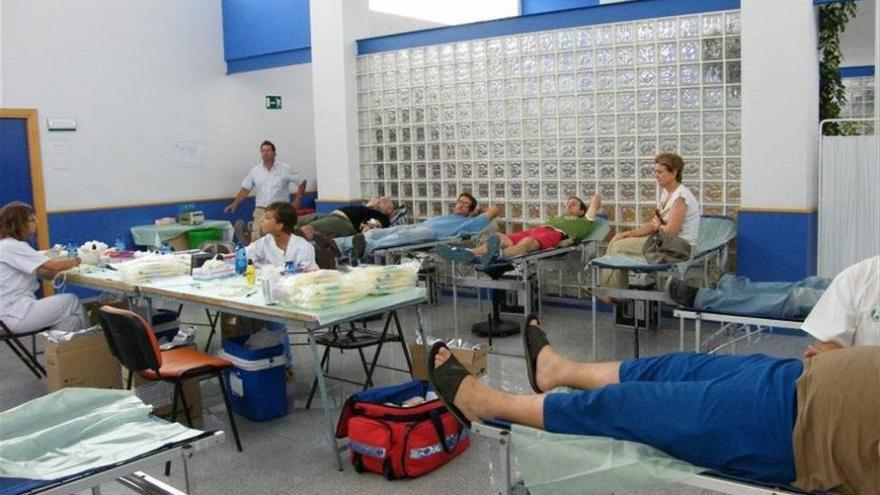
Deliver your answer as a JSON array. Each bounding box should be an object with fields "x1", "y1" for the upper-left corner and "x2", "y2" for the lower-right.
[
  {"x1": 114, "y1": 236, "x2": 126, "y2": 252},
  {"x1": 161, "y1": 242, "x2": 171, "y2": 255},
  {"x1": 235, "y1": 245, "x2": 247, "y2": 275},
  {"x1": 285, "y1": 261, "x2": 300, "y2": 275},
  {"x1": 66, "y1": 242, "x2": 78, "y2": 259},
  {"x1": 246, "y1": 260, "x2": 256, "y2": 285}
]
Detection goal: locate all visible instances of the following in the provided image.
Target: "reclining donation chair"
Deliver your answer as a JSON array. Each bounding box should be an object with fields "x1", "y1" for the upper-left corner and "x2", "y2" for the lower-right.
[{"x1": 97, "y1": 306, "x2": 243, "y2": 451}]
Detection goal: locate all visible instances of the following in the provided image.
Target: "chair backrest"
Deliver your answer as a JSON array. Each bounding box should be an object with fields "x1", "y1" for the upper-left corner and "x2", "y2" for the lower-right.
[{"x1": 97, "y1": 306, "x2": 163, "y2": 374}]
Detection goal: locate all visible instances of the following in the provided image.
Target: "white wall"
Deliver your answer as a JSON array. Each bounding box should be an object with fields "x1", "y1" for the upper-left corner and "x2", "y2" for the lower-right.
[
  {"x1": 2, "y1": 0, "x2": 316, "y2": 211},
  {"x1": 840, "y1": 0, "x2": 876, "y2": 67},
  {"x1": 740, "y1": 0, "x2": 819, "y2": 209}
]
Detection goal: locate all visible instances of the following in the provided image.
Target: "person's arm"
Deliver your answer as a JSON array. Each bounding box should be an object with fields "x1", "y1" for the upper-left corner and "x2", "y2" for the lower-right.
[
  {"x1": 801, "y1": 264, "x2": 857, "y2": 357},
  {"x1": 292, "y1": 179, "x2": 307, "y2": 210},
  {"x1": 37, "y1": 257, "x2": 81, "y2": 277},
  {"x1": 803, "y1": 341, "x2": 843, "y2": 358},
  {"x1": 659, "y1": 198, "x2": 687, "y2": 237},
  {"x1": 224, "y1": 188, "x2": 250, "y2": 213},
  {"x1": 618, "y1": 221, "x2": 656, "y2": 239},
  {"x1": 483, "y1": 205, "x2": 502, "y2": 219}
]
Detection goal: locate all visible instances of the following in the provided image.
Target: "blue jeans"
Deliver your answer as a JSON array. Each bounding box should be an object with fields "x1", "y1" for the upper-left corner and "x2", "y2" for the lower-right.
[
  {"x1": 334, "y1": 225, "x2": 437, "y2": 261},
  {"x1": 694, "y1": 274, "x2": 830, "y2": 319},
  {"x1": 543, "y1": 352, "x2": 803, "y2": 484}
]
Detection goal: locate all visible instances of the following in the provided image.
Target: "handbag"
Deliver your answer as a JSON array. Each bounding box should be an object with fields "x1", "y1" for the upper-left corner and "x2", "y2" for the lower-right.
[
  {"x1": 642, "y1": 231, "x2": 692, "y2": 264},
  {"x1": 336, "y1": 380, "x2": 470, "y2": 480}
]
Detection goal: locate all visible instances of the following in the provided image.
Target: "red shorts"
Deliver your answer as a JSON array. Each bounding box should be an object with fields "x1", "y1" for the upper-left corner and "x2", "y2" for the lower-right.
[{"x1": 506, "y1": 226, "x2": 564, "y2": 250}]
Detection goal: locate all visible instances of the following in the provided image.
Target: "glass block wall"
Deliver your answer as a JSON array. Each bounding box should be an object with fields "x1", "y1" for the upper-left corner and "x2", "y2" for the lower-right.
[
  {"x1": 356, "y1": 10, "x2": 742, "y2": 235},
  {"x1": 840, "y1": 75, "x2": 876, "y2": 134}
]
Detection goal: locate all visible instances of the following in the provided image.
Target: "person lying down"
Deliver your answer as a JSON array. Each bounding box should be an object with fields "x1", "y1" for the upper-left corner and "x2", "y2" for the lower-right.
[{"x1": 427, "y1": 316, "x2": 879, "y2": 495}]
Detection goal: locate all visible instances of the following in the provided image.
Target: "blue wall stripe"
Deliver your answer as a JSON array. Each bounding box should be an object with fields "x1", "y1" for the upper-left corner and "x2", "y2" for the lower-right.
[
  {"x1": 522, "y1": 0, "x2": 599, "y2": 15},
  {"x1": 840, "y1": 65, "x2": 875, "y2": 78},
  {"x1": 358, "y1": 0, "x2": 740, "y2": 54},
  {"x1": 813, "y1": 0, "x2": 858, "y2": 4},
  {"x1": 226, "y1": 47, "x2": 312, "y2": 74},
  {"x1": 221, "y1": 0, "x2": 311, "y2": 61},
  {"x1": 736, "y1": 211, "x2": 817, "y2": 282}
]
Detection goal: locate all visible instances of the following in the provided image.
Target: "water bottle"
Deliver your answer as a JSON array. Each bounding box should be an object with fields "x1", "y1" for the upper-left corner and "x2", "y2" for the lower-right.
[
  {"x1": 161, "y1": 242, "x2": 171, "y2": 255},
  {"x1": 235, "y1": 245, "x2": 247, "y2": 275},
  {"x1": 285, "y1": 261, "x2": 300, "y2": 275},
  {"x1": 66, "y1": 242, "x2": 78, "y2": 259},
  {"x1": 114, "y1": 236, "x2": 126, "y2": 252}
]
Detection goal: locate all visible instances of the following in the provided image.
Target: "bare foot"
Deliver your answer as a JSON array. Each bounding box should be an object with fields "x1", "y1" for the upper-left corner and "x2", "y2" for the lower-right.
[
  {"x1": 434, "y1": 346, "x2": 484, "y2": 422},
  {"x1": 534, "y1": 341, "x2": 565, "y2": 393}
]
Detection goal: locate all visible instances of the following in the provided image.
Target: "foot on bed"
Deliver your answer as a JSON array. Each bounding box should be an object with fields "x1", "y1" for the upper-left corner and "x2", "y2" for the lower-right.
[
  {"x1": 479, "y1": 234, "x2": 501, "y2": 267},
  {"x1": 436, "y1": 244, "x2": 476, "y2": 264},
  {"x1": 667, "y1": 278, "x2": 699, "y2": 307},
  {"x1": 428, "y1": 342, "x2": 483, "y2": 426},
  {"x1": 352, "y1": 233, "x2": 367, "y2": 261},
  {"x1": 312, "y1": 232, "x2": 341, "y2": 269}
]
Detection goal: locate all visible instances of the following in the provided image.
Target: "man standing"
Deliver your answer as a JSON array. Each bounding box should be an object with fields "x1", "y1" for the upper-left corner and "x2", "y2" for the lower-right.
[{"x1": 224, "y1": 140, "x2": 303, "y2": 244}]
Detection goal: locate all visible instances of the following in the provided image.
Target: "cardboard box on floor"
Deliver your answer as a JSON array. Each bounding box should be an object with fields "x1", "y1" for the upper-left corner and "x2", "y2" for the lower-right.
[
  {"x1": 408, "y1": 343, "x2": 488, "y2": 381},
  {"x1": 44, "y1": 330, "x2": 122, "y2": 392},
  {"x1": 126, "y1": 370, "x2": 204, "y2": 428}
]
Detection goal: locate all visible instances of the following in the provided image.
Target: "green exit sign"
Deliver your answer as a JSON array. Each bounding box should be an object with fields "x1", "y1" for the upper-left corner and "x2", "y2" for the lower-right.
[{"x1": 265, "y1": 95, "x2": 282, "y2": 109}]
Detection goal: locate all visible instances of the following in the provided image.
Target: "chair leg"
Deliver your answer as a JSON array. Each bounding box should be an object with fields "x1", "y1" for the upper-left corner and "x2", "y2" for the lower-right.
[
  {"x1": 391, "y1": 311, "x2": 412, "y2": 372},
  {"x1": 176, "y1": 380, "x2": 194, "y2": 427},
  {"x1": 3, "y1": 339, "x2": 44, "y2": 378},
  {"x1": 203, "y1": 309, "x2": 219, "y2": 352},
  {"x1": 126, "y1": 370, "x2": 134, "y2": 390},
  {"x1": 215, "y1": 371, "x2": 243, "y2": 452},
  {"x1": 356, "y1": 348, "x2": 373, "y2": 389},
  {"x1": 169, "y1": 380, "x2": 182, "y2": 424}
]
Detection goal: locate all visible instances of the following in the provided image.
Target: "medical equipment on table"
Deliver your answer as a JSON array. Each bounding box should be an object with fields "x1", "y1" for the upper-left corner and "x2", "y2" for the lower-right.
[{"x1": 178, "y1": 210, "x2": 205, "y2": 226}]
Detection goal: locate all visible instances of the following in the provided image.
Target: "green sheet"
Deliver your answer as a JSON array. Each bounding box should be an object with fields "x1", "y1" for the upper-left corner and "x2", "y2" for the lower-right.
[{"x1": 0, "y1": 388, "x2": 202, "y2": 481}]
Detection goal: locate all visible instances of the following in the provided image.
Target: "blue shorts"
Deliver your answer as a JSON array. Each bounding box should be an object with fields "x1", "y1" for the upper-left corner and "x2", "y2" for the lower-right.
[{"x1": 543, "y1": 353, "x2": 803, "y2": 484}]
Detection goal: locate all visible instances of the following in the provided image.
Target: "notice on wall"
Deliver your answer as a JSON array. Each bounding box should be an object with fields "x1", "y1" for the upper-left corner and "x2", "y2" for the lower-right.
[
  {"x1": 174, "y1": 141, "x2": 205, "y2": 168},
  {"x1": 46, "y1": 137, "x2": 73, "y2": 171}
]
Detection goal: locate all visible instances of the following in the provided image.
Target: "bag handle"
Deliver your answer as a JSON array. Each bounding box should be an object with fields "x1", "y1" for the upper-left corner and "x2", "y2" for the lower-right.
[{"x1": 429, "y1": 409, "x2": 454, "y2": 455}]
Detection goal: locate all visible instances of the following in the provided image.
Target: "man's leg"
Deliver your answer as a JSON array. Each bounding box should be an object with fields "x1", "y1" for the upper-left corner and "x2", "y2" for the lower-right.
[
  {"x1": 503, "y1": 237, "x2": 541, "y2": 257},
  {"x1": 307, "y1": 216, "x2": 356, "y2": 238},
  {"x1": 470, "y1": 233, "x2": 513, "y2": 256}
]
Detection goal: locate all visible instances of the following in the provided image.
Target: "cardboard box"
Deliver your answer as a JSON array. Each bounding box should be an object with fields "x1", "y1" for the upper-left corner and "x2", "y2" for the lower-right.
[
  {"x1": 128, "y1": 375, "x2": 203, "y2": 428},
  {"x1": 220, "y1": 312, "x2": 264, "y2": 340},
  {"x1": 44, "y1": 331, "x2": 123, "y2": 392},
  {"x1": 408, "y1": 343, "x2": 488, "y2": 381}
]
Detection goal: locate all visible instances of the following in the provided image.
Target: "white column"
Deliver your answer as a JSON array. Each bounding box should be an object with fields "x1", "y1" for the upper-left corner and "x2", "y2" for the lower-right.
[
  {"x1": 740, "y1": 0, "x2": 819, "y2": 209},
  {"x1": 309, "y1": 0, "x2": 368, "y2": 202}
]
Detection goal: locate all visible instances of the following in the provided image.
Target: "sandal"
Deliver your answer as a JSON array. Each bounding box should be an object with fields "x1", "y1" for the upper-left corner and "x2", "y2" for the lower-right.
[
  {"x1": 426, "y1": 341, "x2": 472, "y2": 428},
  {"x1": 522, "y1": 314, "x2": 550, "y2": 394}
]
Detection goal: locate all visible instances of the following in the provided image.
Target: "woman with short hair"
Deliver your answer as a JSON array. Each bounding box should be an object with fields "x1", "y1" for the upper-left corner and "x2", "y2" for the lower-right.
[{"x1": 0, "y1": 202, "x2": 87, "y2": 333}]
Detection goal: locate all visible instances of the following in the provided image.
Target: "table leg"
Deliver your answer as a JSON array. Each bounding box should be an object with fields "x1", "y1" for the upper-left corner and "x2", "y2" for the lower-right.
[{"x1": 306, "y1": 327, "x2": 344, "y2": 471}]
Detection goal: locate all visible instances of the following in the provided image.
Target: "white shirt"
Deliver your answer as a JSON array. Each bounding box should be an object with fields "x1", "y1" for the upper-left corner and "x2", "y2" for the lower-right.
[
  {"x1": 802, "y1": 255, "x2": 880, "y2": 347},
  {"x1": 241, "y1": 161, "x2": 303, "y2": 208},
  {"x1": 0, "y1": 238, "x2": 49, "y2": 319},
  {"x1": 659, "y1": 184, "x2": 701, "y2": 246},
  {"x1": 246, "y1": 234, "x2": 318, "y2": 271}
]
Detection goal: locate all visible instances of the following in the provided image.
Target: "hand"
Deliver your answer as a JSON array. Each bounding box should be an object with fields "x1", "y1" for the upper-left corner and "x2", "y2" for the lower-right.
[
  {"x1": 649, "y1": 216, "x2": 662, "y2": 232},
  {"x1": 803, "y1": 341, "x2": 842, "y2": 358},
  {"x1": 224, "y1": 203, "x2": 236, "y2": 214},
  {"x1": 618, "y1": 230, "x2": 635, "y2": 239}
]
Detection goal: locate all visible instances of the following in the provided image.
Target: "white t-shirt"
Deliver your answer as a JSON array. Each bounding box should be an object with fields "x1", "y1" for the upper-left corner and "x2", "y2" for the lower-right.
[
  {"x1": 241, "y1": 161, "x2": 303, "y2": 208},
  {"x1": 802, "y1": 255, "x2": 880, "y2": 347},
  {"x1": 246, "y1": 233, "x2": 318, "y2": 271},
  {"x1": 0, "y1": 238, "x2": 49, "y2": 319},
  {"x1": 658, "y1": 184, "x2": 701, "y2": 246}
]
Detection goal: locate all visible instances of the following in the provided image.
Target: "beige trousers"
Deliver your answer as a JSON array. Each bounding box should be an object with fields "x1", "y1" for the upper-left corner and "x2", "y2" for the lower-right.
[
  {"x1": 601, "y1": 235, "x2": 648, "y2": 289},
  {"x1": 251, "y1": 207, "x2": 266, "y2": 241}
]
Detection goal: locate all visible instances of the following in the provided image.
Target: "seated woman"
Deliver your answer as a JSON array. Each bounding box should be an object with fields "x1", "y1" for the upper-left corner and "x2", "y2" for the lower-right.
[
  {"x1": 245, "y1": 201, "x2": 317, "y2": 369},
  {"x1": 436, "y1": 194, "x2": 601, "y2": 267},
  {"x1": 0, "y1": 202, "x2": 87, "y2": 334},
  {"x1": 600, "y1": 152, "x2": 701, "y2": 303},
  {"x1": 428, "y1": 318, "x2": 878, "y2": 495}
]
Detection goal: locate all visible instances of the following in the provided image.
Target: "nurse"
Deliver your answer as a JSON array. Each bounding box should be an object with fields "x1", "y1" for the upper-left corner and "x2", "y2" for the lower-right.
[{"x1": 0, "y1": 202, "x2": 87, "y2": 333}]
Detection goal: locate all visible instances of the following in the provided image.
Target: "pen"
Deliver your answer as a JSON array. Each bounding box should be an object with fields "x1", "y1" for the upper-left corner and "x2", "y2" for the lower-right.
[{"x1": 245, "y1": 290, "x2": 258, "y2": 298}]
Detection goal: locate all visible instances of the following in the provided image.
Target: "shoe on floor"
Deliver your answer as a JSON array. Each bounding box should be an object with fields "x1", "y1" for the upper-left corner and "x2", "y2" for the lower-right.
[
  {"x1": 667, "y1": 278, "x2": 699, "y2": 307},
  {"x1": 436, "y1": 244, "x2": 476, "y2": 264}
]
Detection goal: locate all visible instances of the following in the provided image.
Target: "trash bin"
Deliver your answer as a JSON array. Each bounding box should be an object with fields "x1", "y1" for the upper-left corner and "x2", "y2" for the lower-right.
[
  {"x1": 186, "y1": 228, "x2": 223, "y2": 250},
  {"x1": 219, "y1": 336, "x2": 288, "y2": 421}
]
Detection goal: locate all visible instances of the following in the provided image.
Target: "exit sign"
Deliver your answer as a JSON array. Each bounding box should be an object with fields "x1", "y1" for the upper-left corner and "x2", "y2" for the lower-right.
[{"x1": 265, "y1": 95, "x2": 282, "y2": 109}]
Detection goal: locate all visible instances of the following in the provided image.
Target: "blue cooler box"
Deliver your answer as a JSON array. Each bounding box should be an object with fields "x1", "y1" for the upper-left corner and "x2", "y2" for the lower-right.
[{"x1": 220, "y1": 336, "x2": 288, "y2": 421}]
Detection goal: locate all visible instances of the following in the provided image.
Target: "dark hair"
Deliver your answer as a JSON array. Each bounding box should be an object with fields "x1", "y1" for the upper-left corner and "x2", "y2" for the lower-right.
[
  {"x1": 655, "y1": 152, "x2": 685, "y2": 182},
  {"x1": 570, "y1": 196, "x2": 587, "y2": 216},
  {"x1": 0, "y1": 201, "x2": 35, "y2": 241},
  {"x1": 458, "y1": 192, "x2": 477, "y2": 213},
  {"x1": 265, "y1": 202, "x2": 297, "y2": 233},
  {"x1": 260, "y1": 140, "x2": 276, "y2": 152}
]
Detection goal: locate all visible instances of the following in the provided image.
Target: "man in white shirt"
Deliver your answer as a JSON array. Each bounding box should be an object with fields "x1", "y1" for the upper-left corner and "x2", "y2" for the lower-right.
[
  {"x1": 801, "y1": 255, "x2": 880, "y2": 357},
  {"x1": 224, "y1": 140, "x2": 304, "y2": 244}
]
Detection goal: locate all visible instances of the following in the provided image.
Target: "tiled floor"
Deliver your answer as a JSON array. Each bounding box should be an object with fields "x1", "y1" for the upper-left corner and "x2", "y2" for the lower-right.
[{"x1": 1, "y1": 294, "x2": 813, "y2": 494}]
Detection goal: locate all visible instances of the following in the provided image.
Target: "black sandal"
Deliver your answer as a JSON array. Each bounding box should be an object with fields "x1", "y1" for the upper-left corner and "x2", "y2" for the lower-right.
[
  {"x1": 522, "y1": 314, "x2": 550, "y2": 394},
  {"x1": 426, "y1": 341, "x2": 472, "y2": 428}
]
